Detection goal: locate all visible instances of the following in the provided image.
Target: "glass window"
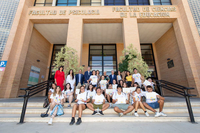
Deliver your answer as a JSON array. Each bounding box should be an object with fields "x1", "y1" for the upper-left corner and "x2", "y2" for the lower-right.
[
  {"x1": 129, "y1": 0, "x2": 149, "y2": 5},
  {"x1": 34, "y1": 0, "x2": 53, "y2": 6},
  {"x1": 80, "y1": 0, "x2": 101, "y2": 6},
  {"x1": 153, "y1": 0, "x2": 171, "y2": 5},
  {"x1": 105, "y1": 0, "x2": 125, "y2": 5},
  {"x1": 57, "y1": 0, "x2": 77, "y2": 6}
]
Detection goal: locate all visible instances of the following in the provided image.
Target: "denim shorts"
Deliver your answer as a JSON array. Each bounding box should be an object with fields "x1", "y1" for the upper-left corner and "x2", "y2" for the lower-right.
[
  {"x1": 147, "y1": 101, "x2": 159, "y2": 109},
  {"x1": 112, "y1": 104, "x2": 129, "y2": 110}
]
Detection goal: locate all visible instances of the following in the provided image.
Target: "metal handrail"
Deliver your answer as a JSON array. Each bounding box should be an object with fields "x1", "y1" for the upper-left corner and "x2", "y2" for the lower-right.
[
  {"x1": 156, "y1": 80, "x2": 196, "y2": 123},
  {"x1": 18, "y1": 80, "x2": 50, "y2": 124}
]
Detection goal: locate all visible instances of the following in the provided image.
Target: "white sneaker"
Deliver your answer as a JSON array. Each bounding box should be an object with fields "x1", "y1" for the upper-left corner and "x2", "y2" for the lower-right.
[
  {"x1": 48, "y1": 118, "x2": 52, "y2": 125},
  {"x1": 155, "y1": 112, "x2": 161, "y2": 117},
  {"x1": 145, "y1": 112, "x2": 149, "y2": 117},
  {"x1": 134, "y1": 112, "x2": 139, "y2": 117},
  {"x1": 109, "y1": 103, "x2": 112, "y2": 108},
  {"x1": 160, "y1": 112, "x2": 167, "y2": 117},
  {"x1": 119, "y1": 113, "x2": 124, "y2": 117}
]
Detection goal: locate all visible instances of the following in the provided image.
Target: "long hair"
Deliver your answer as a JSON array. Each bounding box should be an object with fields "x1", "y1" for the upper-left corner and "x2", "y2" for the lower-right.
[
  {"x1": 87, "y1": 84, "x2": 94, "y2": 91},
  {"x1": 53, "y1": 86, "x2": 62, "y2": 97},
  {"x1": 58, "y1": 66, "x2": 64, "y2": 71},
  {"x1": 68, "y1": 69, "x2": 74, "y2": 79},
  {"x1": 65, "y1": 83, "x2": 72, "y2": 91}
]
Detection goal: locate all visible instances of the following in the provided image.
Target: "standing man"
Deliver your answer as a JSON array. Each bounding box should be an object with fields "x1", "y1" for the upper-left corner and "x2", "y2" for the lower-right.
[
  {"x1": 75, "y1": 69, "x2": 84, "y2": 89},
  {"x1": 103, "y1": 71, "x2": 110, "y2": 83},
  {"x1": 84, "y1": 66, "x2": 92, "y2": 89},
  {"x1": 109, "y1": 70, "x2": 117, "y2": 84}
]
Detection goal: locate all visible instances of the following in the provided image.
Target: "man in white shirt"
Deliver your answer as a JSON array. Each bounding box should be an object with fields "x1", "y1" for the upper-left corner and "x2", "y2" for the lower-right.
[
  {"x1": 112, "y1": 86, "x2": 134, "y2": 117},
  {"x1": 143, "y1": 85, "x2": 167, "y2": 117},
  {"x1": 132, "y1": 68, "x2": 143, "y2": 87},
  {"x1": 87, "y1": 87, "x2": 110, "y2": 115}
]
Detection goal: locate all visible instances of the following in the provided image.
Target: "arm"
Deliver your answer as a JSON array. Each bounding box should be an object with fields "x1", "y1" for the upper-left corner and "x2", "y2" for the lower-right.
[
  {"x1": 157, "y1": 95, "x2": 165, "y2": 100},
  {"x1": 54, "y1": 71, "x2": 57, "y2": 84},
  {"x1": 92, "y1": 99, "x2": 95, "y2": 104}
]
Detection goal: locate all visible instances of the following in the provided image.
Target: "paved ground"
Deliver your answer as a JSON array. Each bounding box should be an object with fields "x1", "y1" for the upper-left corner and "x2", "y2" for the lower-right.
[{"x1": 0, "y1": 122, "x2": 199, "y2": 133}]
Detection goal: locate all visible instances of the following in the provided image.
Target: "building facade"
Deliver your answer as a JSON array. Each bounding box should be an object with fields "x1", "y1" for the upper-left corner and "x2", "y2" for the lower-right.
[{"x1": 0, "y1": 0, "x2": 200, "y2": 98}]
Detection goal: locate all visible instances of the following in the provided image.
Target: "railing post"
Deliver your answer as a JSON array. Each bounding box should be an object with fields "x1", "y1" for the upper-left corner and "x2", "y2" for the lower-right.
[
  {"x1": 157, "y1": 80, "x2": 163, "y2": 96},
  {"x1": 184, "y1": 89, "x2": 196, "y2": 123},
  {"x1": 19, "y1": 90, "x2": 29, "y2": 124},
  {"x1": 45, "y1": 80, "x2": 49, "y2": 96}
]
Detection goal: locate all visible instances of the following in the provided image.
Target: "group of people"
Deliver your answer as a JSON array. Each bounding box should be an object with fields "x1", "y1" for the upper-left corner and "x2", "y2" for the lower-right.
[{"x1": 47, "y1": 66, "x2": 167, "y2": 125}]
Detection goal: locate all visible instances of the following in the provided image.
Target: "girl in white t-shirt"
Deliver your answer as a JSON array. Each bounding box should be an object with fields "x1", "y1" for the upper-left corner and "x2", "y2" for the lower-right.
[
  {"x1": 112, "y1": 79, "x2": 118, "y2": 92},
  {"x1": 87, "y1": 84, "x2": 96, "y2": 102},
  {"x1": 88, "y1": 70, "x2": 98, "y2": 87},
  {"x1": 132, "y1": 68, "x2": 143, "y2": 87},
  {"x1": 48, "y1": 86, "x2": 64, "y2": 125},
  {"x1": 48, "y1": 83, "x2": 56, "y2": 103},
  {"x1": 63, "y1": 83, "x2": 74, "y2": 107},
  {"x1": 66, "y1": 69, "x2": 75, "y2": 91},
  {"x1": 69, "y1": 86, "x2": 90, "y2": 125},
  {"x1": 106, "y1": 84, "x2": 116, "y2": 103},
  {"x1": 99, "y1": 76, "x2": 108, "y2": 95},
  {"x1": 132, "y1": 87, "x2": 149, "y2": 117}
]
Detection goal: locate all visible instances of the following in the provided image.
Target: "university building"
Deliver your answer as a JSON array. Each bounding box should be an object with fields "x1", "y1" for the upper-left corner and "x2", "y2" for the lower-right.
[{"x1": 0, "y1": 0, "x2": 200, "y2": 98}]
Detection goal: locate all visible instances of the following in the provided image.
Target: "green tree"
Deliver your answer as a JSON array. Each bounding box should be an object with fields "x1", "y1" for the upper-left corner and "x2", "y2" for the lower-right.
[
  {"x1": 119, "y1": 44, "x2": 151, "y2": 78},
  {"x1": 53, "y1": 46, "x2": 83, "y2": 75}
]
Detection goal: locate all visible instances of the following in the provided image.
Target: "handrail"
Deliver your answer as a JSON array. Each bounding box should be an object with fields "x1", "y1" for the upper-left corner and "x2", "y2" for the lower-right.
[
  {"x1": 156, "y1": 80, "x2": 196, "y2": 123},
  {"x1": 18, "y1": 80, "x2": 50, "y2": 124}
]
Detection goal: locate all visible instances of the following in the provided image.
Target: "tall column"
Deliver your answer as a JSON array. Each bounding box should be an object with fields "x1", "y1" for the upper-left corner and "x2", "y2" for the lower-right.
[
  {"x1": 101, "y1": 0, "x2": 104, "y2": 6},
  {"x1": 122, "y1": 18, "x2": 140, "y2": 52},
  {"x1": 77, "y1": 0, "x2": 80, "y2": 6},
  {"x1": 149, "y1": 0, "x2": 154, "y2": 5},
  {"x1": 52, "y1": 0, "x2": 57, "y2": 6},
  {"x1": 125, "y1": 0, "x2": 129, "y2": 6},
  {"x1": 66, "y1": 18, "x2": 83, "y2": 65}
]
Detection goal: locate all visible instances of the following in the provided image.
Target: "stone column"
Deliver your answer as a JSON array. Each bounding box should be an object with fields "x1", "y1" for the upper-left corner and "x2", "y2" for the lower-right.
[
  {"x1": 66, "y1": 18, "x2": 83, "y2": 65},
  {"x1": 101, "y1": 0, "x2": 104, "y2": 6},
  {"x1": 125, "y1": 0, "x2": 129, "y2": 6},
  {"x1": 122, "y1": 18, "x2": 141, "y2": 52},
  {"x1": 77, "y1": 0, "x2": 80, "y2": 6},
  {"x1": 52, "y1": 0, "x2": 57, "y2": 6},
  {"x1": 149, "y1": 0, "x2": 154, "y2": 5}
]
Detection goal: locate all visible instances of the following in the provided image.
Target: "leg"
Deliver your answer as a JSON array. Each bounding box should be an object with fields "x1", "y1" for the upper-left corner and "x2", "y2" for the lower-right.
[
  {"x1": 123, "y1": 106, "x2": 134, "y2": 115},
  {"x1": 68, "y1": 95, "x2": 73, "y2": 105},
  {"x1": 51, "y1": 106, "x2": 58, "y2": 119},
  {"x1": 134, "y1": 101, "x2": 139, "y2": 111},
  {"x1": 143, "y1": 102, "x2": 156, "y2": 113},
  {"x1": 87, "y1": 103, "x2": 95, "y2": 111},
  {"x1": 50, "y1": 101, "x2": 56, "y2": 111},
  {"x1": 78, "y1": 104, "x2": 86, "y2": 118},
  {"x1": 114, "y1": 106, "x2": 123, "y2": 113},
  {"x1": 139, "y1": 101, "x2": 146, "y2": 112},
  {"x1": 72, "y1": 104, "x2": 78, "y2": 117},
  {"x1": 107, "y1": 94, "x2": 111, "y2": 103},
  {"x1": 102, "y1": 103, "x2": 110, "y2": 111},
  {"x1": 158, "y1": 100, "x2": 164, "y2": 112}
]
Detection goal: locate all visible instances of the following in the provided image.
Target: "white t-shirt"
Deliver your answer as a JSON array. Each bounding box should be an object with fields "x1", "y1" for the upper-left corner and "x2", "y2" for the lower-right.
[
  {"x1": 50, "y1": 94, "x2": 64, "y2": 104},
  {"x1": 112, "y1": 84, "x2": 118, "y2": 90},
  {"x1": 132, "y1": 73, "x2": 142, "y2": 83},
  {"x1": 112, "y1": 92, "x2": 128, "y2": 104},
  {"x1": 93, "y1": 94, "x2": 105, "y2": 105},
  {"x1": 132, "y1": 92, "x2": 142, "y2": 104},
  {"x1": 49, "y1": 88, "x2": 54, "y2": 93},
  {"x1": 64, "y1": 89, "x2": 73, "y2": 95},
  {"x1": 99, "y1": 80, "x2": 107, "y2": 90},
  {"x1": 87, "y1": 90, "x2": 96, "y2": 97},
  {"x1": 77, "y1": 92, "x2": 88, "y2": 104},
  {"x1": 90, "y1": 75, "x2": 98, "y2": 85},
  {"x1": 144, "y1": 92, "x2": 159, "y2": 103}
]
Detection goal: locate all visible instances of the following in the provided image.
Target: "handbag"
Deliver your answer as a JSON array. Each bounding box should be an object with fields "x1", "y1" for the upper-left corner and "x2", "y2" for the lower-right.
[
  {"x1": 50, "y1": 104, "x2": 64, "y2": 116},
  {"x1": 41, "y1": 105, "x2": 50, "y2": 117},
  {"x1": 43, "y1": 97, "x2": 49, "y2": 108}
]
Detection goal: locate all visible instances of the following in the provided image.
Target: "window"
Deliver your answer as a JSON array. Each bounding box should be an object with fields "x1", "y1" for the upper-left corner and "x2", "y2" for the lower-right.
[
  {"x1": 89, "y1": 44, "x2": 117, "y2": 75},
  {"x1": 153, "y1": 0, "x2": 171, "y2": 5},
  {"x1": 80, "y1": 0, "x2": 101, "y2": 6},
  {"x1": 34, "y1": 0, "x2": 53, "y2": 6},
  {"x1": 129, "y1": 0, "x2": 149, "y2": 5},
  {"x1": 57, "y1": 0, "x2": 77, "y2": 6},
  {"x1": 141, "y1": 44, "x2": 157, "y2": 78},
  {"x1": 105, "y1": 0, "x2": 125, "y2": 6}
]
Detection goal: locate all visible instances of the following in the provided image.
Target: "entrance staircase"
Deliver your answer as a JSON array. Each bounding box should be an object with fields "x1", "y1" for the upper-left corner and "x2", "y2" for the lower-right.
[{"x1": 0, "y1": 97, "x2": 200, "y2": 123}]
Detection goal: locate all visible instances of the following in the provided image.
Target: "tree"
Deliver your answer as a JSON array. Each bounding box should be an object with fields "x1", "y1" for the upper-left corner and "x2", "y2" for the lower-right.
[
  {"x1": 53, "y1": 46, "x2": 83, "y2": 75},
  {"x1": 119, "y1": 44, "x2": 151, "y2": 78}
]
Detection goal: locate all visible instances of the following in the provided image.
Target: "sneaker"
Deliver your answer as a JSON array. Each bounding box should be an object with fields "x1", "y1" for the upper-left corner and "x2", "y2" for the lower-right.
[
  {"x1": 134, "y1": 112, "x2": 139, "y2": 117},
  {"x1": 92, "y1": 111, "x2": 97, "y2": 115},
  {"x1": 160, "y1": 112, "x2": 167, "y2": 117},
  {"x1": 99, "y1": 111, "x2": 104, "y2": 115},
  {"x1": 69, "y1": 118, "x2": 75, "y2": 125},
  {"x1": 48, "y1": 118, "x2": 52, "y2": 125},
  {"x1": 145, "y1": 112, "x2": 149, "y2": 117},
  {"x1": 155, "y1": 112, "x2": 161, "y2": 117},
  {"x1": 109, "y1": 103, "x2": 112, "y2": 108},
  {"x1": 76, "y1": 118, "x2": 82, "y2": 125},
  {"x1": 119, "y1": 113, "x2": 124, "y2": 117},
  {"x1": 68, "y1": 104, "x2": 71, "y2": 107}
]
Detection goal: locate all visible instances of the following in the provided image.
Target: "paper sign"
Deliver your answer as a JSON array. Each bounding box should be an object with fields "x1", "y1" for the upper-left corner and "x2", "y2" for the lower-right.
[
  {"x1": 146, "y1": 92, "x2": 157, "y2": 101},
  {"x1": 100, "y1": 80, "x2": 107, "y2": 89},
  {"x1": 88, "y1": 91, "x2": 95, "y2": 97},
  {"x1": 0, "y1": 67, "x2": 5, "y2": 71},
  {"x1": 77, "y1": 93, "x2": 86, "y2": 101},
  {"x1": 91, "y1": 76, "x2": 97, "y2": 84},
  {"x1": 130, "y1": 87, "x2": 136, "y2": 92},
  {"x1": 76, "y1": 89, "x2": 80, "y2": 94},
  {"x1": 106, "y1": 89, "x2": 113, "y2": 96},
  {"x1": 117, "y1": 97, "x2": 126, "y2": 104},
  {"x1": 0, "y1": 61, "x2": 7, "y2": 67},
  {"x1": 143, "y1": 80, "x2": 151, "y2": 86},
  {"x1": 123, "y1": 88, "x2": 131, "y2": 93},
  {"x1": 112, "y1": 84, "x2": 117, "y2": 90},
  {"x1": 95, "y1": 96, "x2": 103, "y2": 103}
]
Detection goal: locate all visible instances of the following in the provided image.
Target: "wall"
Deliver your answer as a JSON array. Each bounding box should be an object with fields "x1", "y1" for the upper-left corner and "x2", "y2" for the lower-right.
[
  {"x1": 116, "y1": 43, "x2": 124, "y2": 69},
  {"x1": 18, "y1": 28, "x2": 52, "y2": 96},
  {"x1": 81, "y1": 44, "x2": 89, "y2": 72},
  {"x1": 154, "y1": 27, "x2": 189, "y2": 96}
]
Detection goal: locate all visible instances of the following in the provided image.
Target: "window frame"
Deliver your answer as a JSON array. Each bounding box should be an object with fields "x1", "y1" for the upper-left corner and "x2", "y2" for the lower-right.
[
  {"x1": 34, "y1": 0, "x2": 53, "y2": 6},
  {"x1": 129, "y1": 0, "x2": 150, "y2": 5},
  {"x1": 104, "y1": 0, "x2": 126, "y2": 6}
]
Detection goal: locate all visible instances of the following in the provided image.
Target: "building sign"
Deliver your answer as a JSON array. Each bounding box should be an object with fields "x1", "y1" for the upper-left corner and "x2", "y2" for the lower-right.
[
  {"x1": 0, "y1": 61, "x2": 7, "y2": 71},
  {"x1": 27, "y1": 66, "x2": 40, "y2": 86},
  {"x1": 28, "y1": 6, "x2": 176, "y2": 18},
  {"x1": 167, "y1": 60, "x2": 174, "y2": 69}
]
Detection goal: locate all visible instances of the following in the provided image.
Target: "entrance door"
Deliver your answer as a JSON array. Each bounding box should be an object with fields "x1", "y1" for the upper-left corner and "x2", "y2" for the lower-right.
[{"x1": 89, "y1": 44, "x2": 117, "y2": 75}]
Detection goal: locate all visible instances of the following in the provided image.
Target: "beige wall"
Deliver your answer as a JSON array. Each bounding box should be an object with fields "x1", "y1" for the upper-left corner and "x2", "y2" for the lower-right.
[
  {"x1": 18, "y1": 28, "x2": 52, "y2": 96},
  {"x1": 81, "y1": 44, "x2": 89, "y2": 72},
  {"x1": 116, "y1": 43, "x2": 124, "y2": 68}
]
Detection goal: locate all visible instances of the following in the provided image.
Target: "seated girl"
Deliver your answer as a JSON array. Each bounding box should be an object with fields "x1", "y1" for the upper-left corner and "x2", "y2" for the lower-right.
[
  {"x1": 106, "y1": 84, "x2": 116, "y2": 103},
  {"x1": 87, "y1": 87, "x2": 110, "y2": 115},
  {"x1": 48, "y1": 86, "x2": 64, "y2": 125},
  {"x1": 132, "y1": 87, "x2": 149, "y2": 117},
  {"x1": 48, "y1": 83, "x2": 56, "y2": 103},
  {"x1": 112, "y1": 79, "x2": 118, "y2": 91},
  {"x1": 63, "y1": 83, "x2": 74, "y2": 107},
  {"x1": 69, "y1": 86, "x2": 90, "y2": 125},
  {"x1": 87, "y1": 84, "x2": 96, "y2": 102},
  {"x1": 99, "y1": 75, "x2": 108, "y2": 95}
]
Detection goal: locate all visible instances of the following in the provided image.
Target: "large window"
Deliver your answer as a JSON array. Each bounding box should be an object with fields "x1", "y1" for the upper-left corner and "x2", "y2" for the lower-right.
[
  {"x1": 34, "y1": 0, "x2": 52, "y2": 6},
  {"x1": 141, "y1": 44, "x2": 157, "y2": 78},
  {"x1": 105, "y1": 0, "x2": 125, "y2": 5},
  {"x1": 80, "y1": 0, "x2": 101, "y2": 6},
  {"x1": 89, "y1": 44, "x2": 117, "y2": 75},
  {"x1": 129, "y1": 0, "x2": 149, "y2": 5},
  {"x1": 57, "y1": 0, "x2": 77, "y2": 6},
  {"x1": 153, "y1": 0, "x2": 171, "y2": 5}
]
